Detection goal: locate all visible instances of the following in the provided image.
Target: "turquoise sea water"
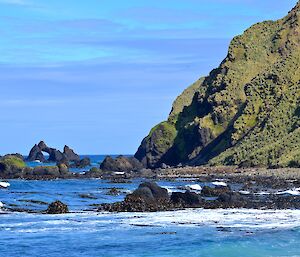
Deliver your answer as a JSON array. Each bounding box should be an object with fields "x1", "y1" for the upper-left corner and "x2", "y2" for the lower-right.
[{"x1": 0, "y1": 156, "x2": 300, "y2": 257}]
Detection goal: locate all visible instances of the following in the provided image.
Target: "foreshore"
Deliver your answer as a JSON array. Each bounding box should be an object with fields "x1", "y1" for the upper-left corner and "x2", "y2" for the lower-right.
[{"x1": 155, "y1": 166, "x2": 300, "y2": 180}]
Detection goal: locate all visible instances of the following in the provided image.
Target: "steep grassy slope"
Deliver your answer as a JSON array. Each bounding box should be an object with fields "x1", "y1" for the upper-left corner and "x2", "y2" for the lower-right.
[{"x1": 135, "y1": 2, "x2": 300, "y2": 168}]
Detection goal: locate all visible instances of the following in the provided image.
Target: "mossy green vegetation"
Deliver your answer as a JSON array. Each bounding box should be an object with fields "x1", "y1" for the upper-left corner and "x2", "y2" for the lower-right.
[
  {"x1": 0, "y1": 156, "x2": 26, "y2": 169},
  {"x1": 135, "y1": 2, "x2": 300, "y2": 168}
]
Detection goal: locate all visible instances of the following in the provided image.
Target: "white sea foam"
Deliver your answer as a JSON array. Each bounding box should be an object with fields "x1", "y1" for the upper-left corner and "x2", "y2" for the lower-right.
[
  {"x1": 212, "y1": 181, "x2": 227, "y2": 187},
  {"x1": 276, "y1": 189, "x2": 300, "y2": 196},
  {"x1": 186, "y1": 184, "x2": 202, "y2": 191},
  {"x1": 162, "y1": 186, "x2": 175, "y2": 193},
  {"x1": 239, "y1": 190, "x2": 250, "y2": 195},
  {"x1": 114, "y1": 172, "x2": 125, "y2": 175},
  {"x1": 0, "y1": 182, "x2": 10, "y2": 188},
  {"x1": 256, "y1": 192, "x2": 270, "y2": 195},
  {"x1": 0, "y1": 202, "x2": 3, "y2": 208},
  {"x1": 116, "y1": 209, "x2": 300, "y2": 230},
  {"x1": 3, "y1": 209, "x2": 300, "y2": 234}
]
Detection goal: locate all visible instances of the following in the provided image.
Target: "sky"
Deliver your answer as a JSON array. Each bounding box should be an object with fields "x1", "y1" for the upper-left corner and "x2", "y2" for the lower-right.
[{"x1": 0, "y1": 0, "x2": 297, "y2": 155}]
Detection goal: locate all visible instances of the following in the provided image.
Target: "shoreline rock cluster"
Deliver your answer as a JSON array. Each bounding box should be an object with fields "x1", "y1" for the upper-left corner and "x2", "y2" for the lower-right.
[{"x1": 99, "y1": 181, "x2": 300, "y2": 212}]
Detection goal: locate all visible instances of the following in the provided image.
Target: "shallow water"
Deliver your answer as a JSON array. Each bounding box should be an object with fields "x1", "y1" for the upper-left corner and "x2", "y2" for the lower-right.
[{"x1": 0, "y1": 178, "x2": 300, "y2": 256}]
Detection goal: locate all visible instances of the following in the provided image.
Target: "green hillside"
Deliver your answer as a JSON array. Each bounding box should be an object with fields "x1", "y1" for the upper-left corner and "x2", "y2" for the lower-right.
[{"x1": 135, "y1": 2, "x2": 300, "y2": 168}]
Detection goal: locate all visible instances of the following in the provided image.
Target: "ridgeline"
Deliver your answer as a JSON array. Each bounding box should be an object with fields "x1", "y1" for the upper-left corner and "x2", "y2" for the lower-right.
[{"x1": 135, "y1": 2, "x2": 300, "y2": 169}]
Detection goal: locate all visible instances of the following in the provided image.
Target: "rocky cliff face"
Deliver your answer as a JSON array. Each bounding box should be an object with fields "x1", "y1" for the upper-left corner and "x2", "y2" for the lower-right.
[{"x1": 135, "y1": 2, "x2": 300, "y2": 168}]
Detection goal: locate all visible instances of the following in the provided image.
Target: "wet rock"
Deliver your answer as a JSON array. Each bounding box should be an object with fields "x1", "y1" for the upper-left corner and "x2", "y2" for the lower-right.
[
  {"x1": 106, "y1": 188, "x2": 121, "y2": 196},
  {"x1": 46, "y1": 201, "x2": 69, "y2": 214},
  {"x1": 171, "y1": 191, "x2": 202, "y2": 207},
  {"x1": 79, "y1": 194, "x2": 97, "y2": 199},
  {"x1": 201, "y1": 186, "x2": 231, "y2": 197},
  {"x1": 18, "y1": 199, "x2": 48, "y2": 205},
  {"x1": 100, "y1": 182, "x2": 171, "y2": 212},
  {"x1": 132, "y1": 182, "x2": 169, "y2": 202},
  {"x1": 217, "y1": 192, "x2": 247, "y2": 208}
]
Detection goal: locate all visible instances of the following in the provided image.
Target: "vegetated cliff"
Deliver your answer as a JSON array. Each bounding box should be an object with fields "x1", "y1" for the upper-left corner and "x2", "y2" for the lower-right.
[{"x1": 135, "y1": 2, "x2": 300, "y2": 168}]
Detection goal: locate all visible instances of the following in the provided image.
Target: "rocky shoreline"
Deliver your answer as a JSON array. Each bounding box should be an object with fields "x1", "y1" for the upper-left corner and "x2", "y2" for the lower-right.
[{"x1": 2, "y1": 153, "x2": 300, "y2": 213}]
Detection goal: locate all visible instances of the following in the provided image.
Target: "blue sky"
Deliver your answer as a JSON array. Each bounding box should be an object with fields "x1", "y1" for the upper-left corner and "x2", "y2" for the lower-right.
[{"x1": 0, "y1": 0, "x2": 297, "y2": 155}]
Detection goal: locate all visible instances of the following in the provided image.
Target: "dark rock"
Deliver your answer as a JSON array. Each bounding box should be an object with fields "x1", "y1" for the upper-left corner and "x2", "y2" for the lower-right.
[
  {"x1": 27, "y1": 141, "x2": 81, "y2": 164},
  {"x1": 38, "y1": 141, "x2": 50, "y2": 152},
  {"x1": 57, "y1": 156, "x2": 70, "y2": 167},
  {"x1": 217, "y1": 192, "x2": 247, "y2": 208},
  {"x1": 84, "y1": 167, "x2": 102, "y2": 178},
  {"x1": 106, "y1": 188, "x2": 121, "y2": 196},
  {"x1": 201, "y1": 186, "x2": 231, "y2": 197},
  {"x1": 79, "y1": 194, "x2": 97, "y2": 199},
  {"x1": 63, "y1": 145, "x2": 80, "y2": 162},
  {"x1": 27, "y1": 144, "x2": 46, "y2": 162},
  {"x1": 0, "y1": 155, "x2": 26, "y2": 178},
  {"x1": 32, "y1": 166, "x2": 60, "y2": 177},
  {"x1": 58, "y1": 164, "x2": 69, "y2": 175},
  {"x1": 100, "y1": 182, "x2": 171, "y2": 212},
  {"x1": 71, "y1": 157, "x2": 91, "y2": 168},
  {"x1": 100, "y1": 155, "x2": 143, "y2": 173},
  {"x1": 171, "y1": 191, "x2": 202, "y2": 207},
  {"x1": 136, "y1": 182, "x2": 169, "y2": 201},
  {"x1": 48, "y1": 150, "x2": 64, "y2": 162},
  {"x1": 46, "y1": 201, "x2": 69, "y2": 214},
  {"x1": 4, "y1": 153, "x2": 24, "y2": 161}
]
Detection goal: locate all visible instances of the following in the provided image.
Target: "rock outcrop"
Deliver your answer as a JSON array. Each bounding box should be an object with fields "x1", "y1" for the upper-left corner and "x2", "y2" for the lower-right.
[
  {"x1": 135, "y1": 2, "x2": 300, "y2": 168},
  {"x1": 46, "y1": 201, "x2": 69, "y2": 214},
  {"x1": 100, "y1": 155, "x2": 144, "y2": 172},
  {"x1": 63, "y1": 146, "x2": 80, "y2": 162},
  {"x1": 27, "y1": 141, "x2": 85, "y2": 166}
]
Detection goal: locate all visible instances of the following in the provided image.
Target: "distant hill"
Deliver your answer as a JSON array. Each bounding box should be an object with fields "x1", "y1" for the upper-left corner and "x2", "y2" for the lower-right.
[{"x1": 135, "y1": 2, "x2": 300, "y2": 168}]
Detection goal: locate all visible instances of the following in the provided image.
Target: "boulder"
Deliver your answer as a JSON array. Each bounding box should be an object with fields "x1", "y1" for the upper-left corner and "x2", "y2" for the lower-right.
[
  {"x1": 58, "y1": 164, "x2": 69, "y2": 175},
  {"x1": 136, "y1": 182, "x2": 169, "y2": 201},
  {"x1": 217, "y1": 192, "x2": 247, "y2": 208},
  {"x1": 106, "y1": 188, "x2": 121, "y2": 196},
  {"x1": 0, "y1": 156, "x2": 26, "y2": 178},
  {"x1": 32, "y1": 166, "x2": 60, "y2": 177},
  {"x1": 84, "y1": 167, "x2": 102, "y2": 178},
  {"x1": 46, "y1": 201, "x2": 69, "y2": 214},
  {"x1": 201, "y1": 186, "x2": 231, "y2": 197},
  {"x1": 100, "y1": 182, "x2": 171, "y2": 212},
  {"x1": 171, "y1": 191, "x2": 202, "y2": 207},
  {"x1": 71, "y1": 158, "x2": 91, "y2": 168},
  {"x1": 100, "y1": 155, "x2": 143, "y2": 172}
]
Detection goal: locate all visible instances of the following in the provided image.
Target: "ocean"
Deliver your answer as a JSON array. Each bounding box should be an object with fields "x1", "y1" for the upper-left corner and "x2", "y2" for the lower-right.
[{"x1": 0, "y1": 155, "x2": 299, "y2": 257}]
